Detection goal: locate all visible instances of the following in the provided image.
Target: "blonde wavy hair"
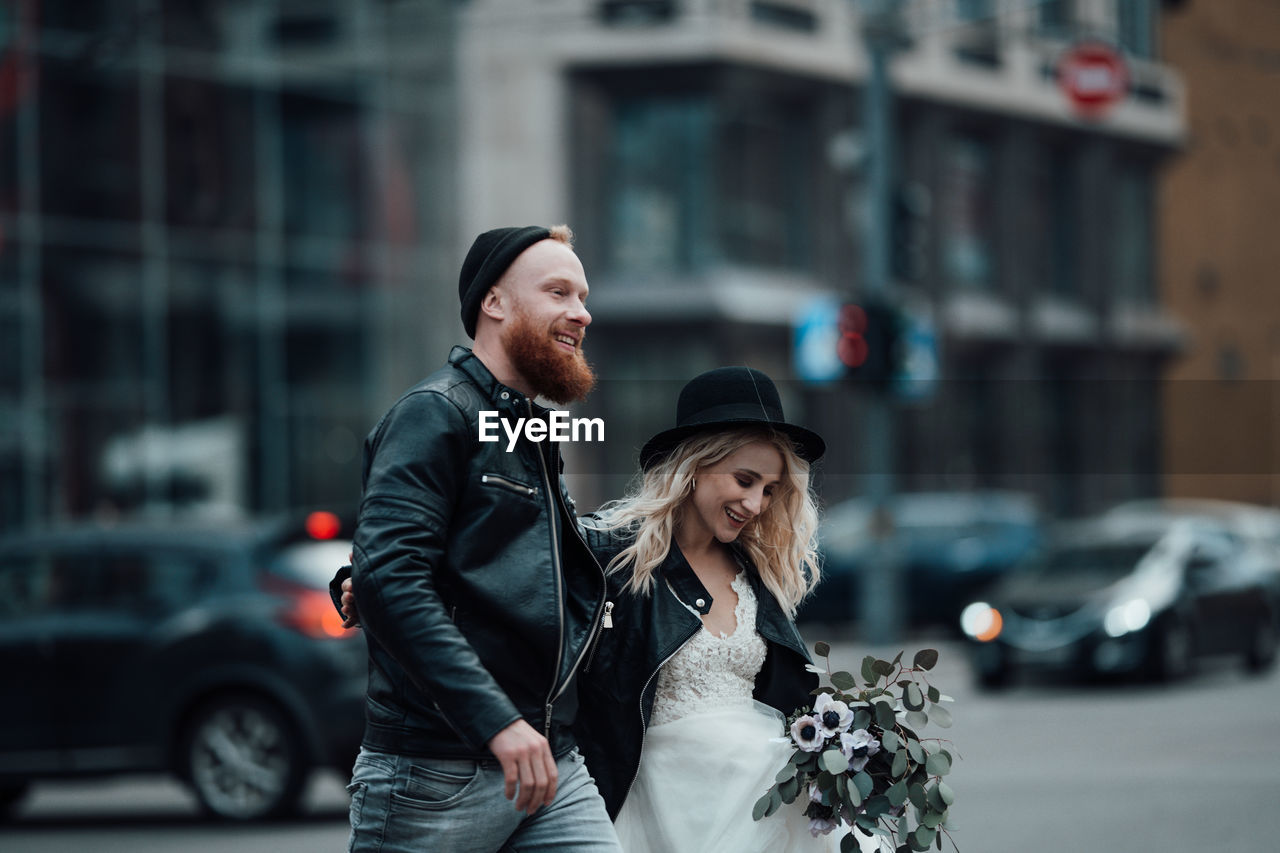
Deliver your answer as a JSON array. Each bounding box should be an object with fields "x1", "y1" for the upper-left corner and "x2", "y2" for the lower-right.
[{"x1": 587, "y1": 427, "x2": 821, "y2": 617}]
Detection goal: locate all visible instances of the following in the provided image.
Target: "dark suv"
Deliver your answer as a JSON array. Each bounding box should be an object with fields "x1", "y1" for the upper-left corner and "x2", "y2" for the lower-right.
[{"x1": 0, "y1": 512, "x2": 365, "y2": 820}]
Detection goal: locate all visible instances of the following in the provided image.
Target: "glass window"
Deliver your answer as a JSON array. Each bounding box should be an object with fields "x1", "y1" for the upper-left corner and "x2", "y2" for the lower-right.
[
  {"x1": 1117, "y1": 0, "x2": 1156, "y2": 59},
  {"x1": 0, "y1": 550, "x2": 55, "y2": 619},
  {"x1": 1112, "y1": 162, "x2": 1153, "y2": 303},
  {"x1": 955, "y1": 0, "x2": 992, "y2": 22},
  {"x1": 1029, "y1": 143, "x2": 1080, "y2": 298},
  {"x1": 716, "y1": 103, "x2": 813, "y2": 269},
  {"x1": 940, "y1": 133, "x2": 996, "y2": 290},
  {"x1": 39, "y1": 58, "x2": 142, "y2": 222},
  {"x1": 164, "y1": 77, "x2": 259, "y2": 231},
  {"x1": 609, "y1": 96, "x2": 713, "y2": 272},
  {"x1": 605, "y1": 84, "x2": 819, "y2": 275},
  {"x1": 281, "y1": 89, "x2": 368, "y2": 245},
  {"x1": 1038, "y1": 0, "x2": 1074, "y2": 36}
]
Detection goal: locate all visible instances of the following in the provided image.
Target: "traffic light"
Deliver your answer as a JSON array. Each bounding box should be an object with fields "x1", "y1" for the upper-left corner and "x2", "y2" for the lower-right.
[{"x1": 837, "y1": 299, "x2": 902, "y2": 391}]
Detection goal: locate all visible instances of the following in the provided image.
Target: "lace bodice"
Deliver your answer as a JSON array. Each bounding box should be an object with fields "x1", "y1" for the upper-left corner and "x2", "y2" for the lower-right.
[{"x1": 649, "y1": 572, "x2": 768, "y2": 726}]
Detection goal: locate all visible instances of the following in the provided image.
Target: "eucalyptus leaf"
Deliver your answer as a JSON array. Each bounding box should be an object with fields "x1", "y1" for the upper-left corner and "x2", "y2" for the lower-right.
[
  {"x1": 926, "y1": 778, "x2": 947, "y2": 809},
  {"x1": 853, "y1": 770, "x2": 874, "y2": 800},
  {"x1": 881, "y1": 730, "x2": 901, "y2": 753},
  {"x1": 938, "y1": 781, "x2": 955, "y2": 805},
  {"x1": 927, "y1": 685, "x2": 941, "y2": 704},
  {"x1": 875, "y1": 701, "x2": 897, "y2": 730},
  {"x1": 911, "y1": 826, "x2": 936, "y2": 851},
  {"x1": 822, "y1": 749, "x2": 848, "y2": 775},
  {"x1": 861, "y1": 655, "x2": 877, "y2": 684},
  {"x1": 779, "y1": 775, "x2": 801, "y2": 804},
  {"x1": 816, "y1": 771, "x2": 836, "y2": 791},
  {"x1": 930, "y1": 704, "x2": 953, "y2": 729},
  {"x1": 926, "y1": 753, "x2": 952, "y2": 777},
  {"x1": 922, "y1": 809, "x2": 943, "y2": 829},
  {"x1": 887, "y1": 779, "x2": 908, "y2": 807},
  {"x1": 864, "y1": 794, "x2": 891, "y2": 819},
  {"x1": 872, "y1": 659, "x2": 896, "y2": 678},
  {"x1": 766, "y1": 787, "x2": 783, "y2": 817},
  {"x1": 846, "y1": 774, "x2": 864, "y2": 807},
  {"x1": 831, "y1": 670, "x2": 858, "y2": 691},
  {"x1": 814, "y1": 641, "x2": 831, "y2": 658},
  {"x1": 908, "y1": 781, "x2": 927, "y2": 810},
  {"x1": 906, "y1": 710, "x2": 929, "y2": 730},
  {"x1": 891, "y1": 747, "x2": 908, "y2": 777},
  {"x1": 913, "y1": 649, "x2": 939, "y2": 671},
  {"x1": 853, "y1": 709, "x2": 872, "y2": 730},
  {"x1": 906, "y1": 739, "x2": 925, "y2": 763},
  {"x1": 904, "y1": 682, "x2": 925, "y2": 711},
  {"x1": 892, "y1": 650, "x2": 904, "y2": 667},
  {"x1": 775, "y1": 764, "x2": 797, "y2": 782},
  {"x1": 840, "y1": 834, "x2": 859, "y2": 853},
  {"x1": 752, "y1": 791, "x2": 771, "y2": 821}
]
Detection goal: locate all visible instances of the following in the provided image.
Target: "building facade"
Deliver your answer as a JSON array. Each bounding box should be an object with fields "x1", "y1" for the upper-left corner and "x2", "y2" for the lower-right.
[
  {"x1": 0, "y1": 0, "x2": 460, "y2": 531},
  {"x1": 1159, "y1": 0, "x2": 1280, "y2": 506},
  {"x1": 454, "y1": 0, "x2": 1186, "y2": 514}
]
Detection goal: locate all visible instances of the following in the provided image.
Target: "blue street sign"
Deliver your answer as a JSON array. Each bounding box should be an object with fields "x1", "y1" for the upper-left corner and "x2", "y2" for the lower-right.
[{"x1": 793, "y1": 296, "x2": 843, "y2": 385}]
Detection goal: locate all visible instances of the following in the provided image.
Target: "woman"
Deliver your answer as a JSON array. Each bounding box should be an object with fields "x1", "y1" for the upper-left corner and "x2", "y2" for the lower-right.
[{"x1": 572, "y1": 365, "x2": 838, "y2": 852}]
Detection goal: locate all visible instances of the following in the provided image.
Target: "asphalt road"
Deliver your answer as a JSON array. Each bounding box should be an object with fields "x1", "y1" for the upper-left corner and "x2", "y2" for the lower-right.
[{"x1": 5, "y1": 636, "x2": 1279, "y2": 853}]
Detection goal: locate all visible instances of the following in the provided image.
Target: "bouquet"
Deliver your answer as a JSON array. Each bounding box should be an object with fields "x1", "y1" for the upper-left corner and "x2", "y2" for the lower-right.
[{"x1": 753, "y1": 644, "x2": 958, "y2": 852}]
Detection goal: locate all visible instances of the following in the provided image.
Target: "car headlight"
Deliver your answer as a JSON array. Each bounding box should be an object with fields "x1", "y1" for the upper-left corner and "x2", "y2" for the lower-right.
[
  {"x1": 1103, "y1": 599, "x2": 1151, "y2": 638},
  {"x1": 960, "y1": 601, "x2": 1003, "y2": 642}
]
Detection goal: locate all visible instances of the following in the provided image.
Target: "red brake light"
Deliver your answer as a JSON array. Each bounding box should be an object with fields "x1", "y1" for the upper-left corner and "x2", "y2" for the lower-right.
[
  {"x1": 266, "y1": 578, "x2": 350, "y2": 639},
  {"x1": 306, "y1": 511, "x2": 342, "y2": 541}
]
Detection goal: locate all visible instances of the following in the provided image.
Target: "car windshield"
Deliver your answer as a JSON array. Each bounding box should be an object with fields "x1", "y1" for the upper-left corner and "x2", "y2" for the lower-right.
[
  {"x1": 1022, "y1": 542, "x2": 1154, "y2": 585},
  {"x1": 269, "y1": 540, "x2": 353, "y2": 589}
]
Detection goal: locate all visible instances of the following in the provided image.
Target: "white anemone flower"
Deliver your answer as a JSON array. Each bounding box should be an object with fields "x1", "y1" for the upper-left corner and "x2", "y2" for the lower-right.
[
  {"x1": 813, "y1": 692, "x2": 854, "y2": 736},
  {"x1": 840, "y1": 728, "x2": 881, "y2": 772},
  {"x1": 790, "y1": 714, "x2": 826, "y2": 752},
  {"x1": 808, "y1": 815, "x2": 839, "y2": 837}
]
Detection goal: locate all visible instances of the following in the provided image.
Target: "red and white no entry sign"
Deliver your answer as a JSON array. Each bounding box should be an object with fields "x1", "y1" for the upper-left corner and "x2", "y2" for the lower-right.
[{"x1": 1057, "y1": 41, "x2": 1128, "y2": 118}]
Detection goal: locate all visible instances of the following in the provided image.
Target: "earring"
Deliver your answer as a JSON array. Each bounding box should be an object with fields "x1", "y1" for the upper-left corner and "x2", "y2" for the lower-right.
[{"x1": 691, "y1": 478, "x2": 697, "y2": 490}]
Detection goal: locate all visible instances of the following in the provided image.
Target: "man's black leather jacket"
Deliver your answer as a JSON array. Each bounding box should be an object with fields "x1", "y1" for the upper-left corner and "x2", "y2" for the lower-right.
[
  {"x1": 348, "y1": 346, "x2": 606, "y2": 760},
  {"x1": 573, "y1": 522, "x2": 817, "y2": 818}
]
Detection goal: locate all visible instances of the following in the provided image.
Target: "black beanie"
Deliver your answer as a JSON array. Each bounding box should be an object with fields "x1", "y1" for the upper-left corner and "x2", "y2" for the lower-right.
[{"x1": 458, "y1": 225, "x2": 552, "y2": 338}]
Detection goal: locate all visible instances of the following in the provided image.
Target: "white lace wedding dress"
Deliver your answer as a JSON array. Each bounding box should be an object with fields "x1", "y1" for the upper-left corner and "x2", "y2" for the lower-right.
[{"x1": 612, "y1": 572, "x2": 846, "y2": 853}]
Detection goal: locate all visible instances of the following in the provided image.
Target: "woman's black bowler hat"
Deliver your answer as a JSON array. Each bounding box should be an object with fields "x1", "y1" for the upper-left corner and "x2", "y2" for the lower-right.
[{"x1": 639, "y1": 366, "x2": 826, "y2": 471}]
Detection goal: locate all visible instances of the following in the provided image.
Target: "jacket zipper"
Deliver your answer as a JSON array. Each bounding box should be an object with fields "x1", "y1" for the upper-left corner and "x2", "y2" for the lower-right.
[
  {"x1": 582, "y1": 601, "x2": 614, "y2": 675},
  {"x1": 480, "y1": 473, "x2": 538, "y2": 497},
  {"x1": 529, "y1": 401, "x2": 568, "y2": 739},
  {"x1": 622, "y1": 576, "x2": 702, "y2": 805},
  {"x1": 623, "y1": 623, "x2": 699, "y2": 806},
  {"x1": 529, "y1": 405, "x2": 608, "y2": 738}
]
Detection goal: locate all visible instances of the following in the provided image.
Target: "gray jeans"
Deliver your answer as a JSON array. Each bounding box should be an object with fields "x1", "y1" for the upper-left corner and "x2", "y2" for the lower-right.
[{"x1": 346, "y1": 747, "x2": 622, "y2": 853}]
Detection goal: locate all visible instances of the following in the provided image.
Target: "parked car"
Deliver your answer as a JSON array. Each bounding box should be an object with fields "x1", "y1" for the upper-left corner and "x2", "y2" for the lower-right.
[
  {"x1": 801, "y1": 491, "x2": 1042, "y2": 627},
  {"x1": 960, "y1": 512, "x2": 1279, "y2": 688},
  {"x1": 1103, "y1": 498, "x2": 1280, "y2": 611},
  {"x1": 0, "y1": 511, "x2": 365, "y2": 821}
]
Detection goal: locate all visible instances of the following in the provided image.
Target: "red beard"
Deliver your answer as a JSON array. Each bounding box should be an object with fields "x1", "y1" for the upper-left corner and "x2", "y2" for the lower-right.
[{"x1": 503, "y1": 309, "x2": 596, "y2": 404}]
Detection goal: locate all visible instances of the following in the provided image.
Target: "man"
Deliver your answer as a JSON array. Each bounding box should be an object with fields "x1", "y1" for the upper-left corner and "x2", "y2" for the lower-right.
[{"x1": 340, "y1": 225, "x2": 619, "y2": 852}]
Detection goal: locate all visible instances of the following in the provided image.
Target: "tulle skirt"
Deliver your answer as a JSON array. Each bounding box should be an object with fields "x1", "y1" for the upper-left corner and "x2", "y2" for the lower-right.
[{"x1": 613, "y1": 701, "x2": 856, "y2": 853}]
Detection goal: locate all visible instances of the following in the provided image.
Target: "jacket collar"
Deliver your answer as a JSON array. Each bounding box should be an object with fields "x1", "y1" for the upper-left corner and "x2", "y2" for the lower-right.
[
  {"x1": 656, "y1": 540, "x2": 810, "y2": 660},
  {"x1": 449, "y1": 345, "x2": 548, "y2": 414}
]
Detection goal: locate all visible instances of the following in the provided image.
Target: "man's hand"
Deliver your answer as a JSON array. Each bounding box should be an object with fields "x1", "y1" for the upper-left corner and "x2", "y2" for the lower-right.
[
  {"x1": 487, "y1": 720, "x2": 558, "y2": 814},
  {"x1": 340, "y1": 575, "x2": 359, "y2": 628}
]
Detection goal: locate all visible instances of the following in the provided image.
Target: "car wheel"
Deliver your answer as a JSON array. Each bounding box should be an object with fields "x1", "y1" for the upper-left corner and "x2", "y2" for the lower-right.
[
  {"x1": 181, "y1": 694, "x2": 308, "y2": 821},
  {"x1": 1154, "y1": 617, "x2": 1192, "y2": 682},
  {"x1": 1245, "y1": 616, "x2": 1277, "y2": 674}
]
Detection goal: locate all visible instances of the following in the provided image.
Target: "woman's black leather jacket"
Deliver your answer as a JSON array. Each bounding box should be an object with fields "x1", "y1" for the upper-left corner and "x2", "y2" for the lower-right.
[
  {"x1": 573, "y1": 523, "x2": 817, "y2": 818},
  {"x1": 349, "y1": 346, "x2": 606, "y2": 760}
]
